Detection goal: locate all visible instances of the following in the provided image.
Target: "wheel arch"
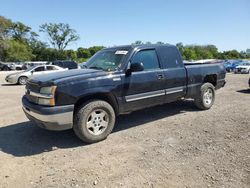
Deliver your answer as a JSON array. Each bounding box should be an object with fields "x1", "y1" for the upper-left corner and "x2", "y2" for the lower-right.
[
  {"x1": 204, "y1": 74, "x2": 217, "y2": 87},
  {"x1": 74, "y1": 92, "x2": 119, "y2": 116}
]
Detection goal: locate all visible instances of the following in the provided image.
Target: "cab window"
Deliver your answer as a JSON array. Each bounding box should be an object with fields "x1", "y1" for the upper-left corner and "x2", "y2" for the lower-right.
[{"x1": 131, "y1": 49, "x2": 160, "y2": 70}]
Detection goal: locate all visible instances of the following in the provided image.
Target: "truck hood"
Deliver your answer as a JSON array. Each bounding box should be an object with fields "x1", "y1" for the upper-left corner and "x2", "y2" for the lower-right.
[{"x1": 29, "y1": 69, "x2": 106, "y2": 85}]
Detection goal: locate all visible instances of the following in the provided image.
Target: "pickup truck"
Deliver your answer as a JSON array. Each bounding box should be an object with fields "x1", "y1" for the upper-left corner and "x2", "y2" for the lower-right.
[{"x1": 22, "y1": 44, "x2": 226, "y2": 143}]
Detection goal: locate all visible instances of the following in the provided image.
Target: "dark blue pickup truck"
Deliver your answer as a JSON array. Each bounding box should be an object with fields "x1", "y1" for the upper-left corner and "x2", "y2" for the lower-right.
[{"x1": 22, "y1": 44, "x2": 226, "y2": 143}]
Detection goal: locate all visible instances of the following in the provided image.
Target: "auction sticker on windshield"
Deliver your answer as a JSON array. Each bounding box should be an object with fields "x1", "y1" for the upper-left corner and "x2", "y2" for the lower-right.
[{"x1": 115, "y1": 50, "x2": 128, "y2": 55}]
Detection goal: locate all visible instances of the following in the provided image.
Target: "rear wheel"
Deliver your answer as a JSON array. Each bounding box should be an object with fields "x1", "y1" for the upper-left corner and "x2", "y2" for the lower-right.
[
  {"x1": 194, "y1": 83, "x2": 215, "y2": 110},
  {"x1": 73, "y1": 100, "x2": 116, "y2": 143},
  {"x1": 18, "y1": 76, "x2": 28, "y2": 85}
]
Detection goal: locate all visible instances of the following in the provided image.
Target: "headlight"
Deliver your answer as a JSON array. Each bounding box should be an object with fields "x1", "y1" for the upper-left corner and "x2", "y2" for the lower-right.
[
  {"x1": 40, "y1": 86, "x2": 56, "y2": 95},
  {"x1": 38, "y1": 86, "x2": 57, "y2": 106}
]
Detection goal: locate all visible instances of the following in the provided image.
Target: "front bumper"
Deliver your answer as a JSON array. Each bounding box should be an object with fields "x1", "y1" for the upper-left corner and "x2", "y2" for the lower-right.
[
  {"x1": 5, "y1": 76, "x2": 18, "y2": 84},
  {"x1": 22, "y1": 96, "x2": 74, "y2": 131}
]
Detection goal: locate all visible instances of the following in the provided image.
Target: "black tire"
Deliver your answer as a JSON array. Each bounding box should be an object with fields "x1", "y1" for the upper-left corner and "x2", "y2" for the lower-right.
[
  {"x1": 194, "y1": 83, "x2": 215, "y2": 110},
  {"x1": 18, "y1": 76, "x2": 28, "y2": 85},
  {"x1": 73, "y1": 100, "x2": 116, "y2": 143}
]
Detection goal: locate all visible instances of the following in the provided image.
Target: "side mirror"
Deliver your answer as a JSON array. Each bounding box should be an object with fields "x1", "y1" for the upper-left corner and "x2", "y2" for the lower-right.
[
  {"x1": 31, "y1": 70, "x2": 34, "y2": 74},
  {"x1": 130, "y1": 62, "x2": 144, "y2": 72}
]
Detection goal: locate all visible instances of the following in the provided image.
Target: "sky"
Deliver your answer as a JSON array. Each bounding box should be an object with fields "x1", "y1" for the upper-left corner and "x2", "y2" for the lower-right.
[{"x1": 0, "y1": 0, "x2": 250, "y2": 52}]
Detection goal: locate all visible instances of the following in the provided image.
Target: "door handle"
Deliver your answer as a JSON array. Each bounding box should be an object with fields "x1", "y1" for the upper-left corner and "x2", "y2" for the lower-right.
[{"x1": 157, "y1": 74, "x2": 164, "y2": 80}]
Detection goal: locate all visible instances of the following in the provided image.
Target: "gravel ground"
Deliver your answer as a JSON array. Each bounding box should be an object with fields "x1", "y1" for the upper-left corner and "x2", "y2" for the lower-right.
[{"x1": 0, "y1": 72, "x2": 249, "y2": 188}]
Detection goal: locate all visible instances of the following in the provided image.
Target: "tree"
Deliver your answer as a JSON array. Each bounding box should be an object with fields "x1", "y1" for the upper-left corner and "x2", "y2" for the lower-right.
[
  {"x1": 39, "y1": 23, "x2": 79, "y2": 50},
  {"x1": 176, "y1": 42, "x2": 184, "y2": 55},
  {"x1": 156, "y1": 41, "x2": 164, "y2": 44},
  {"x1": 5, "y1": 39, "x2": 34, "y2": 61},
  {"x1": 133, "y1": 40, "x2": 143, "y2": 45},
  {"x1": 77, "y1": 47, "x2": 91, "y2": 59},
  {"x1": 0, "y1": 16, "x2": 12, "y2": 39},
  {"x1": 88, "y1": 46, "x2": 105, "y2": 56},
  {"x1": 183, "y1": 48, "x2": 197, "y2": 60},
  {"x1": 64, "y1": 50, "x2": 77, "y2": 60},
  {"x1": 11, "y1": 22, "x2": 31, "y2": 42},
  {"x1": 0, "y1": 16, "x2": 13, "y2": 60}
]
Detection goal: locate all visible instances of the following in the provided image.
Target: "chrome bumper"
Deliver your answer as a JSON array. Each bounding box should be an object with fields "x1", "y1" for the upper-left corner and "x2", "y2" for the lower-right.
[{"x1": 23, "y1": 106, "x2": 73, "y2": 131}]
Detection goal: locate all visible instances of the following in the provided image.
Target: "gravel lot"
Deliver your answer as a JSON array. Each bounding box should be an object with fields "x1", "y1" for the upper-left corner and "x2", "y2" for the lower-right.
[{"x1": 0, "y1": 72, "x2": 249, "y2": 188}]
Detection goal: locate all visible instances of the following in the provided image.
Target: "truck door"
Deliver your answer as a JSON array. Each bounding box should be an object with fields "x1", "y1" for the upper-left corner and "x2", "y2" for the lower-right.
[
  {"x1": 121, "y1": 49, "x2": 166, "y2": 112},
  {"x1": 156, "y1": 46, "x2": 187, "y2": 102}
]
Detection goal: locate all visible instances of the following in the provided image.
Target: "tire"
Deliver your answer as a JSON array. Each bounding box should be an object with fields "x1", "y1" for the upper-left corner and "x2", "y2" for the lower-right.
[
  {"x1": 73, "y1": 100, "x2": 116, "y2": 143},
  {"x1": 194, "y1": 83, "x2": 215, "y2": 110},
  {"x1": 18, "y1": 76, "x2": 28, "y2": 85}
]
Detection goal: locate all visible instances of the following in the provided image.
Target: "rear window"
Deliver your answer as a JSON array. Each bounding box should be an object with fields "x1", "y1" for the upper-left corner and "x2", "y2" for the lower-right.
[
  {"x1": 156, "y1": 46, "x2": 183, "y2": 69},
  {"x1": 47, "y1": 66, "x2": 58, "y2": 70}
]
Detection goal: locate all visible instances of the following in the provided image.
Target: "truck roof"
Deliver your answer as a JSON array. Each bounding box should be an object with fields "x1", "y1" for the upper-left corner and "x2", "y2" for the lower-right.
[{"x1": 104, "y1": 44, "x2": 176, "y2": 51}]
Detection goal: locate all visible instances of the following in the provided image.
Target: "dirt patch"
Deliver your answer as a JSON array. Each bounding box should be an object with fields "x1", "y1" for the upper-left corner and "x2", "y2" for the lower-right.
[{"x1": 0, "y1": 72, "x2": 249, "y2": 188}]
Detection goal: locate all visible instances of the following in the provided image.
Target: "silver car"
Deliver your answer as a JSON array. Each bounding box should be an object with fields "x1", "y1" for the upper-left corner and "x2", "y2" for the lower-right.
[{"x1": 5, "y1": 65, "x2": 67, "y2": 85}]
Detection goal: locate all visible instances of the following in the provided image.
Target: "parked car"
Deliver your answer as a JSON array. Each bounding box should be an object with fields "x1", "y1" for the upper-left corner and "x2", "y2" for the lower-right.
[
  {"x1": 22, "y1": 61, "x2": 47, "y2": 70},
  {"x1": 234, "y1": 61, "x2": 250, "y2": 74},
  {"x1": 0, "y1": 62, "x2": 12, "y2": 71},
  {"x1": 5, "y1": 65, "x2": 67, "y2": 85},
  {"x1": 22, "y1": 44, "x2": 226, "y2": 143},
  {"x1": 224, "y1": 60, "x2": 242, "y2": 72},
  {"x1": 10, "y1": 62, "x2": 23, "y2": 70},
  {"x1": 50, "y1": 60, "x2": 78, "y2": 70}
]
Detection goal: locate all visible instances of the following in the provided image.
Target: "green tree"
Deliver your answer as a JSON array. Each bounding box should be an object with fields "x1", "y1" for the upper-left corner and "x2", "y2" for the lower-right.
[
  {"x1": 156, "y1": 41, "x2": 164, "y2": 44},
  {"x1": 39, "y1": 23, "x2": 80, "y2": 50},
  {"x1": 133, "y1": 40, "x2": 143, "y2": 45},
  {"x1": 11, "y1": 22, "x2": 31, "y2": 42},
  {"x1": 88, "y1": 46, "x2": 105, "y2": 56},
  {"x1": 176, "y1": 42, "x2": 184, "y2": 55},
  {"x1": 0, "y1": 16, "x2": 13, "y2": 60},
  {"x1": 183, "y1": 48, "x2": 197, "y2": 60},
  {"x1": 64, "y1": 50, "x2": 77, "y2": 60},
  {"x1": 77, "y1": 47, "x2": 91, "y2": 58},
  {"x1": 5, "y1": 40, "x2": 34, "y2": 61}
]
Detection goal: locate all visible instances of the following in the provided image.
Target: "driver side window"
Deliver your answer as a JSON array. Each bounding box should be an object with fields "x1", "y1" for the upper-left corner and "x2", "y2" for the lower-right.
[
  {"x1": 34, "y1": 66, "x2": 45, "y2": 72},
  {"x1": 131, "y1": 49, "x2": 160, "y2": 70}
]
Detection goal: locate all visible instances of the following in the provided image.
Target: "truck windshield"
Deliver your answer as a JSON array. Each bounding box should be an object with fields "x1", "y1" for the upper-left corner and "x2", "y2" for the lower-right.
[{"x1": 85, "y1": 49, "x2": 129, "y2": 71}]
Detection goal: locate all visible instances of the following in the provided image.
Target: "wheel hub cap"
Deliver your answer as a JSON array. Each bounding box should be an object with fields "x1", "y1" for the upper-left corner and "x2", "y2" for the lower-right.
[
  {"x1": 203, "y1": 88, "x2": 213, "y2": 105},
  {"x1": 86, "y1": 109, "x2": 109, "y2": 136}
]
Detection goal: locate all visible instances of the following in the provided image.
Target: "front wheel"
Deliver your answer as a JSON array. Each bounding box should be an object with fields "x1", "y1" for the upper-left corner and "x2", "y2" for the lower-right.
[
  {"x1": 194, "y1": 83, "x2": 215, "y2": 110},
  {"x1": 73, "y1": 100, "x2": 116, "y2": 143},
  {"x1": 18, "y1": 76, "x2": 28, "y2": 85}
]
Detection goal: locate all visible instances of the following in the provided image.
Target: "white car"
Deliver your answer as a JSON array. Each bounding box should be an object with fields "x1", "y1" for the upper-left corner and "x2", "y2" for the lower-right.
[
  {"x1": 234, "y1": 62, "x2": 250, "y2": 74},
  {"x1": 5, "y1": 65, "x2": 67, "y2": 85}
]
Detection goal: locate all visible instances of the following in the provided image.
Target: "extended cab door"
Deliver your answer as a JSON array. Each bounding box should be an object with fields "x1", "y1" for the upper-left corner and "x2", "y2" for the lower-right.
[
  {"x1": 156, "y1": 46, "x2": 187, "y2": 102},
  {"x1": 121, "y1": 49, "x2": 166, "y2": 112}
]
